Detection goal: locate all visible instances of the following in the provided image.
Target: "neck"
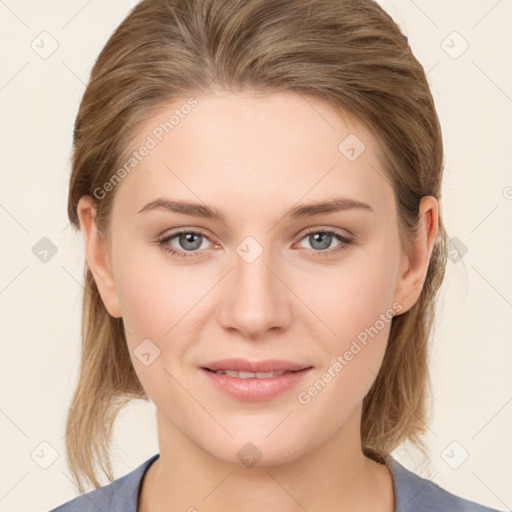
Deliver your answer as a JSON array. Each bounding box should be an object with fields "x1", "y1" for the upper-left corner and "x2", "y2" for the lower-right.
[{"x1": 139, "y1": 406, "x2": 394, "y2": 512}]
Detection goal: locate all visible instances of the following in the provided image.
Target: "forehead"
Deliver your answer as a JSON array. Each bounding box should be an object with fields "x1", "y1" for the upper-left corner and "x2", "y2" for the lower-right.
[{"x1": 112, "y1": 91, "x2": 394, "y2": 221}]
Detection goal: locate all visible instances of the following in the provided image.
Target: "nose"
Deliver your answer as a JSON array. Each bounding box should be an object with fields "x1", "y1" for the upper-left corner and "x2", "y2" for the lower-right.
[{"x1": 216, "y1": 243, "x2": 293, "y2": 340}]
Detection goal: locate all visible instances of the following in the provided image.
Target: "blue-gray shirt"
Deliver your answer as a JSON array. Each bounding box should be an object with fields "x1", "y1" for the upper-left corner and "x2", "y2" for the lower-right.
[{"x1": 49, "y1": 454, "x2": 504, "y2": 511}]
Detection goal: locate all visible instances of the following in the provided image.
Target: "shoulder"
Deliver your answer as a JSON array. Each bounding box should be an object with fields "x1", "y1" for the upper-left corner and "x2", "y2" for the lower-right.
[
  {"x1": 48, "y1": 454, "x2": 159, "y2": 512},
  {"x1": 386, "y1": 456, "x2": 505, "y2": 512}
]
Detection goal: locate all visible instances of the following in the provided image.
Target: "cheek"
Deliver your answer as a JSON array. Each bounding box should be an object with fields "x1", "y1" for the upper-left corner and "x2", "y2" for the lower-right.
[
  {"x1": 297, "y1": 242, "x2": 399, "y2": 398},
  {"x1": 113, "y1": 244, "x2": 208, "y2": 338},
  {"x1": 295, "y1": 287, "x2": 394, "y2": 430},
  {"x1": 113, "y1": 247, "x2": 216, "y2": 394},
  {"x1": 297, "y1": 242, "x2": 399, "y2": 346}
]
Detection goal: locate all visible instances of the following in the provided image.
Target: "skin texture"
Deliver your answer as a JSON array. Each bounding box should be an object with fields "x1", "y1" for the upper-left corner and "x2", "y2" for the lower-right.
[{"x1": 77, "y1": 91, "x2": 438, "y2": 511}]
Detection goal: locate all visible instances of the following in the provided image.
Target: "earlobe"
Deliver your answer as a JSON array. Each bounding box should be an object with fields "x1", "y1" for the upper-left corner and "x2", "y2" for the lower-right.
[
  {"x1": 393, "y1": 196, "x2": 439, "y2": 314},
  {"x1": 77, "y1": 196, "x2": 122, "y2": 319}
]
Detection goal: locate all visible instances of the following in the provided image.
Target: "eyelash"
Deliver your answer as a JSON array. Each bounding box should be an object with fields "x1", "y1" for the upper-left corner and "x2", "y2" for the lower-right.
[{"x1": 156, "y1": 228, "x2": 353, "y2": 260}]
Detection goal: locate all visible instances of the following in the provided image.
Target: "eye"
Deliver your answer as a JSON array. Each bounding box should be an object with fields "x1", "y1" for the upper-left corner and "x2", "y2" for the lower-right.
[
  {"x1": 295, "y1": 228, "x2": 353, "y2": 258},
  {"x1": 156, "y1": 229, "x2": 214, "y2": 259},
  {"x1": 156, "y1": 228, "x2": 354, "y2": 260}
]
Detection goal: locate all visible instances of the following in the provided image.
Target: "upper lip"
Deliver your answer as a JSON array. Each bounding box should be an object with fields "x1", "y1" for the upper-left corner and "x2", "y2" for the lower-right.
[{"x1": 202, "y1": 358, "x2": 312, "y2": 373}]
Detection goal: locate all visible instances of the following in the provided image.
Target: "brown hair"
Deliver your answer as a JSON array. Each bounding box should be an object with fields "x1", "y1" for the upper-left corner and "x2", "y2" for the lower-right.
[{"x1": 66, "y1": 0, "x2": 447, "y2": 492}]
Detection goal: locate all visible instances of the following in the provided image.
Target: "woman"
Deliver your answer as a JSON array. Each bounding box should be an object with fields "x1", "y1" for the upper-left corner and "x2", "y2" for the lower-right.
[{"x1": 50, "y1": 0, "x2": 504, "y2": 510}]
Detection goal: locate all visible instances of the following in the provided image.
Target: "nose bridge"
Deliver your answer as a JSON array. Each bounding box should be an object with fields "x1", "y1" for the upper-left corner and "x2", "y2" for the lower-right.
[
  {"x1": 217, "y1": 234, "x2": 291, "y2": 336},
  {"x1": 235, "y1": 235, "x2": 276, "y2": 293}
]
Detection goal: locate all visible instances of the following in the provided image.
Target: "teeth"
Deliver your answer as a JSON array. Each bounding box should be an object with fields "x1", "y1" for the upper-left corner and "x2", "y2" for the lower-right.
[{"x1": 213, "y1": 369, "x2": 288, "y2": 378}]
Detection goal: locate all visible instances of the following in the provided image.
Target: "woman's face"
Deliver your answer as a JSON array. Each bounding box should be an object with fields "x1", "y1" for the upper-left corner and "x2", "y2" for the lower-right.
[{"x1": 82, "y1": 91, "x2": 432, "y2": 466}]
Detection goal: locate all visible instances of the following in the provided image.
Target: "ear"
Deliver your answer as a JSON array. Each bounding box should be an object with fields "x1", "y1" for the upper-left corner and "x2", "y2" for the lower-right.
[
  {"x1": 393, "y1": 196, "x2": 439, "y2": 315},
  {"x1": 77, "y1": 196, "x2": 122, "y2": 318}
]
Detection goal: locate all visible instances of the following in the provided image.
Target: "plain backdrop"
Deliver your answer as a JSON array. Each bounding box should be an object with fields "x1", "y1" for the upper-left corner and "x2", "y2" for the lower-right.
[{"x1": 0, "y1": 1, "x2": 511, "y2": 511}]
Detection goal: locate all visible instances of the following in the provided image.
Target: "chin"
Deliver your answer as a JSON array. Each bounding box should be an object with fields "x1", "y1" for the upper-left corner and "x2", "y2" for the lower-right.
[{"x1": 200, "y1": 430, "x2": 309, "y2": 469}]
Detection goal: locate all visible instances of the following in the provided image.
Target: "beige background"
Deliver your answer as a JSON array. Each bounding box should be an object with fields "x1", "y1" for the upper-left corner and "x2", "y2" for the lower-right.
[{"x1": 0, "y1": 0, "x2": 511, "y2": 510}]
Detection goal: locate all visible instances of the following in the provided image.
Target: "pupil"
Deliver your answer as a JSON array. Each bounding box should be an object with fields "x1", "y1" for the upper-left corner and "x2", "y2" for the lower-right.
[
  {"x1": 311, "y1": 232, "x2": 330, "y2": 250},
  {"x1": 181, "y1": 233, "x2": 201, "y2": 250}
]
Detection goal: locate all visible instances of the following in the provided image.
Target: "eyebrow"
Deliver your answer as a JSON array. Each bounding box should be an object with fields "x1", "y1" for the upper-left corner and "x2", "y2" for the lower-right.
[{"x1": 137, "y1": 196, "x2": 374, "y2": 221}]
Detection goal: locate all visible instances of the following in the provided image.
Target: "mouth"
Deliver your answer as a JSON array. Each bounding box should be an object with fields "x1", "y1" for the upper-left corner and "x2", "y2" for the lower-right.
[
  {"x1": 202, "y1": 368, "x2": 301, "y2": 379},
  {"x1": 201, "y1": 358, "x2": 312, "y2": 374},
  {"x1": 200, "y1": 359, "x2": 313, "y2": 401}
]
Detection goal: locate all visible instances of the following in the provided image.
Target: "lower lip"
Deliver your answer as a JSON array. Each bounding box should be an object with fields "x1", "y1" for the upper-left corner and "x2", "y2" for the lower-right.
[{"x1": 201, "y1": 367, "x2": 313, "y2": 401}]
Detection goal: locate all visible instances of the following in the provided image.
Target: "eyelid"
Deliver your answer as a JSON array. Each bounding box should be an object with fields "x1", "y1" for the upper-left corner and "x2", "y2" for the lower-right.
[
  {"x1": 157, "y1": 228, "x2": 218, "y2": 247},
  {"x1": 156, "y1": 227, "x2": 217, "y2": 244},
  {"x1": 297, "y1": 225, "x2": 353, "y2": 240}
]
